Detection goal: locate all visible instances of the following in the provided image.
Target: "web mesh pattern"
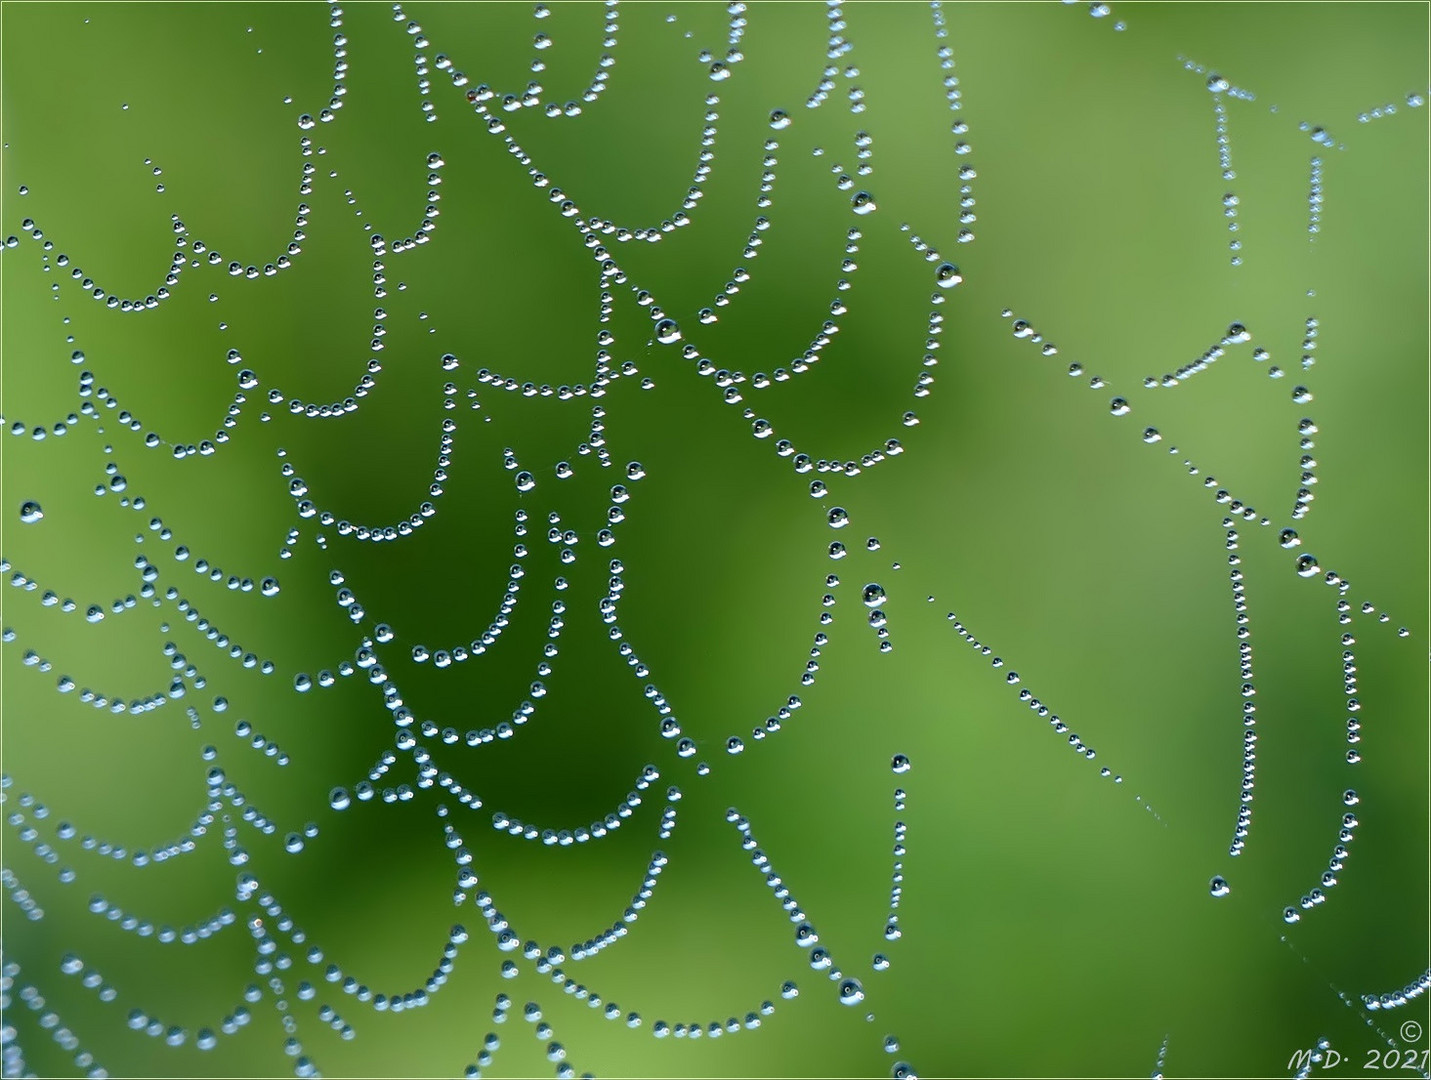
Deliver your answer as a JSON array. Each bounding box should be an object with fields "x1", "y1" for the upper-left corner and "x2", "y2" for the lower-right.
[{"x1": 1, "y1": 3, "x2": 1427, "y2": 1077}]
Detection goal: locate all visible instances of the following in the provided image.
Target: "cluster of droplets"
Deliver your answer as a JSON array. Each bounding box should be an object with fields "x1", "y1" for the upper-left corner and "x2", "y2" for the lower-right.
[
  {"x1": 1225, "y1": 521, "x2": 1258, "y2": 857},
  {"x1": 471, "y1": 844, "x2": 669, "y2": 967},
  {"x1": 0, "y1": 349, "x2": 253, "y2": 459},
  {"x1": 1362, "y1": 968, "x2": 1431, "y2": 1011},
  {"x1": 1, "y1": 765, "x2": 309, "y2": 894},
  {"x1": 1141, "y1": 321, "x2": 1253, "y2": 388},
  {"x1": 930, "y1": 4, "x2": 977, "y2": 240},
  {"x1": 465, "y1": 994, "x2": 591, "y2": 1079},
  {"x1": 735, "y1": 251, "x2": 958, "y2": 482},
  {"x1": 943, "y1": 613, "x2": 1125, "y2": 785},
  {"x1": 1283, "y1": 806, "x2": 1357, "y2": 923},
  {"x1": 725, "y1": 808, "x2": 866, "y2": 1011},
  {"x1": 461, "y1": 963, "x2": 790, "y2": 1067},
  {"x1": 3, "y1": 958, "x2": 110, "y2": 1078},
  {"x1": 1356, "y1": 89, "x2": 1427, "y2": 124},
  {"x1": 880, "y1": 760, "x2": 911, "y2": 975},
  {"x1": 3, "y1": 626, "x2": 189, "y2": 718},
  {"x1": 1298, "y1": 315, "x2": 1319, "y2": 372},
  {"x1": 2, "y1": 207, "x2": 194, "y2": 314},
  {"x1": 1307, "y1": 156, "x2": 1323, "y2": 237},
  {"x1": 1341, "y1": 630, "x2": 1363, "y2": 761},
  {"x1": 1292, "y1": 414, "x2": 1318, "y2": 521},
  {"x1": 489, "y1": 765, "x2": 676, "y2": 847},
  {"x1": 1206, "y1": 75, "x2": 1240, "y2": 264}
]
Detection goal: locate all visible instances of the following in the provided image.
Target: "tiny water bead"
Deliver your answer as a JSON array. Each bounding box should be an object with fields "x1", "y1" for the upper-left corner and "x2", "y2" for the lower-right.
[
  {"x1": 851, "y1": 191, "x2": 877, "y2": 215},
  {"x1": 19, "y1": 501, "x2": 43, "y2": 524},
  {"x1": 1210, "y1": 875, "x2": 1230, "y2": 898},
  {"x1": 863, "y1": 583, "x2": 887, "y2": 608},
  {"x1": 838, "y1": 978, "x2": 865, "y2": 1006},
  {"x1": 890, "y1": 754, "x2": 911, "y2": 774}
]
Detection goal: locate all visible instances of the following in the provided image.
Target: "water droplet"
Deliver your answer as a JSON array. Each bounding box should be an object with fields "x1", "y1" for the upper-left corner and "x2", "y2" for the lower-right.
[
  {"x1": 891, "y1": 754, "x2": 911, "y2": 774},
  {"x1": 1109, "y1": 397, "x2": 1130, "y2": 416},
  {"x1": 935, "y1": 262, "x2": 962, "y2": 288},
  {"x1": 1279, "y1": 529, "x2": 1301, "y2": 549},
  {"x1": 19, "y1": 501, "x2": 43, "y2": 524},
  {"x1": 769, "y1": 109, "x2": 791, "y2": 130},
  {"x1": 1210, "y1": 875, "x2": 1230, "y2": 898},
  {"x1": 851, "y1": 191, "x2": 877, "y2": 215},
  {"x1": 1296, "y1": 554, "x2": 1321, "y2": 578},
  {"x1": 863, "y1": 583, "x2": 887, "y2": 608},
  {"x1": 838, "y1": 978, "x2": 865, "y2": 1006},
  {"x1": 654, "y1": 319, "x2": 682, "y2": 345}
]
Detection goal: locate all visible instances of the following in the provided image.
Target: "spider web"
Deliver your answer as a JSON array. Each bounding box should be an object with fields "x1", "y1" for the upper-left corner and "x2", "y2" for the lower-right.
[{"x1": 1, "y1": 3, "x2": 1427, "y2": 1077}]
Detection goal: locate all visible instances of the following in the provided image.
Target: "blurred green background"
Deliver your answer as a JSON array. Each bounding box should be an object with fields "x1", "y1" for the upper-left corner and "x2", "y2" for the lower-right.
[{"x1": 2, "y1": 3, "x2": 1426, "y2": 1077}]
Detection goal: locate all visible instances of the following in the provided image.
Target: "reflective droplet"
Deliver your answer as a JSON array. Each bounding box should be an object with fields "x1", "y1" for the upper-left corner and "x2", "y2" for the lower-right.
[
  {"x1": 851, "y1": 191, "x2": 877, "y2": 215},
  {"x1": 19, "y1": 501, "x2": 43, "y2": 524},
  {"x1": 769, "y1": 109, "x2": 791, "y2": 130},
  {"x1": 934, "y1": 262, "x2": 962, "y2": 288},
  {"x1": 1210, "y1": 875, "x2": 1230, "y2": 898},
  {"x1": 891, "y1": 754, "x2": 911, "y2": 774},
  {"x1": 863, "y1": 583, "x2": 886, "y2": 608},
  {"x1": 1296, "y1": 554, "x2": 1321, "y2": 578},
  {"x1": 838, "y1": 978, "x2": 865, "y2": 1006},
  {"x1": 654, "y1": 319, "x2": 682, "y2": 345}
]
